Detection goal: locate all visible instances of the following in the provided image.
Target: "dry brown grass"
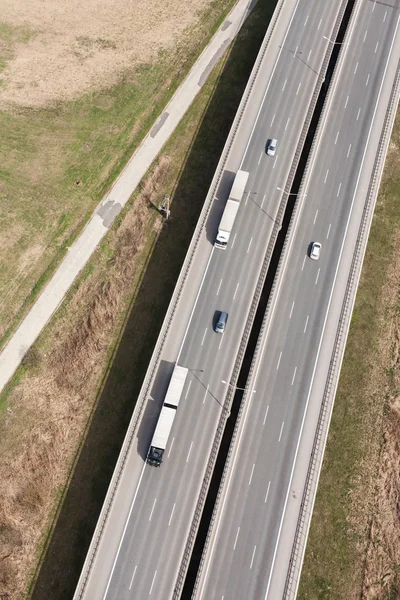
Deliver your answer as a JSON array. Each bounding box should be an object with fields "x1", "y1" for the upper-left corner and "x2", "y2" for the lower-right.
[
  {"x1": 357, "y1": 236, "x2": 400, "y2": 599},
  {"x1": 299, "y1": 130, "x2": 400, "y2": 599},
  {"x1": 0, "y1": 157, "x2": 170, "y2": 598},
  {"x1": 0, "y1": 0, "x2": 209, "y2": 109}
]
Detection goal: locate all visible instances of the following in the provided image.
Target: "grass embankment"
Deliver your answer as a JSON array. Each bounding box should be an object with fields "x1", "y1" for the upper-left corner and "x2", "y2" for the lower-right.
[
  {"x1": 0, "y1": 0, "x2": 234, "y2": 349},
  {"x1": 0, "y1": 1, "x2": 279, "y2": 598},
  {"x1": 298, "y1": 114, "x2": 400, "y2": 598}
]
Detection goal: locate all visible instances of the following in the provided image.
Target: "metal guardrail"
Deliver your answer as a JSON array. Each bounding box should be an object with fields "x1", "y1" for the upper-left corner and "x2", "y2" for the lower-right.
[
  {"x1": 283, "y1": 51, "x2": 400, "y2": 600},
  {"x1": 189, "y1": 0, "x2": 350, "y2": 597},
  {"x1": 74, "y1": 1, "x2": 293, "y2": 596}
]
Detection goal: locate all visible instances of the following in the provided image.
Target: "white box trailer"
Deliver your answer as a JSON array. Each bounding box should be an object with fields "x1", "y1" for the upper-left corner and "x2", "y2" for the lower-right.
[
  {"x1": 215, "y1": 170, "x2": 249, "y2": 249},
  {"x1": 147, "y1": 365, "x2": 189, "y2": 466}
]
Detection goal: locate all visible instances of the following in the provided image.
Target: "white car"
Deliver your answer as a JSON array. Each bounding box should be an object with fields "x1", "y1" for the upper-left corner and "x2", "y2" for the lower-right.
[
  {"x1": 267, "y1": 138, "x2": 278, "y2": 156},
  {"x1": 310, "y1": 241, "x2": 322, "y2": 260}
]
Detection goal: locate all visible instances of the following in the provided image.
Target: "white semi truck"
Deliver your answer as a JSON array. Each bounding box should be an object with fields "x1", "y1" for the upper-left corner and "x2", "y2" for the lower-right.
[
  {"x1": 147, "y1": 365, "x2": 189, "y2": 466},
  {"x1": 215, "y1": 169, "x2": 250, "y2": 249}
]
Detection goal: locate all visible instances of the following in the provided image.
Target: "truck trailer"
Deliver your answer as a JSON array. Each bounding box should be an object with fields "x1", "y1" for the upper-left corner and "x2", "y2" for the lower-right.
[
  {"x1": 215, "y1": 169, "x2": 249, "y2": 249},
  {"x1": 147, "y1": 365, "x2": 189, "y2": 466}
]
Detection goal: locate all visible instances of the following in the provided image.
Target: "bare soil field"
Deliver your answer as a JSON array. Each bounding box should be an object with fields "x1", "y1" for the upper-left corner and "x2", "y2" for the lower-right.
[
  {"x1": 299, "y1": 117, "x2": 400, "y2": 599},
  {"x1": 0, "y1": 0, "x2": 233, "y2": 344},
  {"x1": 0, "y1": 0, "x2": 209, "y2": 109}
]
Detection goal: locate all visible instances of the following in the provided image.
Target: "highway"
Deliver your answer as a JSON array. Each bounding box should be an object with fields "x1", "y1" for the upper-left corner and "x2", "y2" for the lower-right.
[
  {"x1": 76, "y1": 1, "x2": 346, "y2": 599},
  {"x1": 195, "y1": 1, "x2": 400, "y2": 599}
]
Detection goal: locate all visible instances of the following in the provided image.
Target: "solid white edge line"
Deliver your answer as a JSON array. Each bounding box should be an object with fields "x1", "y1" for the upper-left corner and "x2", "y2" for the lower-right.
[
  {"x1": 102, "y1": 463, "x2": 146, "y2": 599},
  {"x1": 240, "y1": 0, "x2": 302, "y2": 166},
  {"x1": 264, "y1": 12, "x2": 400, "y2": 599},
  {"x1": 176, "y1": 249, "x2": 214, "y2": 363}
]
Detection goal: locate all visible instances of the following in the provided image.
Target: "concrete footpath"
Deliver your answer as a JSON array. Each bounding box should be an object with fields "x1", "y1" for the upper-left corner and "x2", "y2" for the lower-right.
[{"x1": 0, "y1": 0, "x2": 254, "y2": 394}]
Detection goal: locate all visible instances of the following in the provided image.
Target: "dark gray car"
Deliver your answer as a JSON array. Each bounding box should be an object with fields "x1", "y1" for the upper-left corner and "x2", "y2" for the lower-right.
[{"x1": 215, "y1": 311, "x2": 228, "y2": 334}]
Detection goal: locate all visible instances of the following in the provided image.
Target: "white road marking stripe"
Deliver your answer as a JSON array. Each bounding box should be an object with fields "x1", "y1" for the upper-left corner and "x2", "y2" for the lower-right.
[
  {"x1": 276, "y1": 350, "x2": 282, "y2": 370},
  {"x1": 347, "y1": 143, "x2": 351, "y2": 158},
  {"x1": 149, "y1": 570, "x2": 157, "y2": 595},
  {"x1": 337, "y1": 182, "x2": 342, "y2": 197},
  {"x1": 356, "y1": 107, "x2": 361, "y2": 121},
  {"x1": 294, "y1": 45, "x2": 298, "y2": 58},
  {"x1": 250, "y1": 546, "x2": 257, "y2": 569},
  {"x1": 263, "y1": 405, "x2": 269, "y2": 425},
  {"x1": 264, "y1": 481, "x2": 271, "y2": 503},
  {"x1": 233, "y1": 527, "x2": 240, "y2": 550},
  {"x1": 186, "y1": 441, "x2": 193, "y2": 463},
  {"x1": 326, "y1": 223, "x2": 331, "y2": 239},
  {"x1": 289, "y1": 300, "x2": 295, "y2": 319},
  {"x1": 247, "y1": 237, "x2": 253, "y2": 253},
  {"x1": 245, "y1": 191, "x2": 250, "y2": 206},
  {"x1": 304, "y1": 315, "x2": 309, "y2": 333},
  {"x1": 324, "y1": 168, "x2": 329, "y2": 183},
  {"x1": 366, "y1": 73, "x2": 370, "y2": 86},
  {"x1": 375, "y1": 41, "x2": 379, "y2": 53},
  {"x1": 384, "y1": 10, "x2": 387, "y2": 22},
  {"x1": 334, "y1": 130, "x2": 339, "y2": 144},
  {"x1": 315, "y1": 268, "x2": 320, "y2": 285},
  {"x1": 129, "y1": 565, "x2": 137, "y2": 590},
  {"x1": 307, "y1": 48, "x2": 312, "y2": 62},
  {"x1": 231, "y1": 232, "x2": 237, "y2": 248},
  {"x1": 354, "y1": 61, "x2": 358, "y2": 74},
  {"x1": 167, "y1": 437, "x2": 175, "y2": 457},
  {"x1": 258, "y1": 151, "x2": 263, "y2": 165},
  {"x1": 149, "y1": 498, "x2": 157, "y2": 521},
  {"x1": 313, "y1": 209, "x2": 318, "y2": 224},
  {"x1": 296, "y1": 81, "x2": 302, "y2": 96},
  {"x1": 285, "y1": 117, "x2": 290, "y2": 131},
  {"x1": 203, "y1": 383, "x2": 209, "y2": 404},
  {"x1": 282, "y1": 78, "x2": 287, "y2": 92},
  {"x1": 304, "y1": 15, "x2": 309, "y2": 27},
  {"x1": 317, "y1": 18, "x2": 322, "y2": 30},
  {"x1": 168, "y1": 503, "x2": 176, "y2": 526},
  {"x1": 201, "y1": 328, "x2": 207, "y2": 346},
  {"x1": 185, "y1": 380, "x2": 192, "y2": 399},
  {"x1": 291, "y1": 368, "x2": 297, "y2": 386},
  {"x1": 249, "y1": 463, "x2": 255, "y2": 486},
  {"x1": 344, "y1": 95, "x2": 349, "y2": 108},
  {"x1": 261, "y1": 194, "x2": 266, "y2": 210},
  {"x1": 216, "y1": 278, "x2": 223, "y2": 296},
  {"x1": 233, "y1": 282, "x2": 239, "y2": 300},
  {"x1": 363, "y1": 30, "x2": 368, "y2": 42},
  {"x1": 270, "y1": 113, "x2": 275, "y2": 127},
  {"x1": 301, "y1": 255, "x2": 306, "y2": 270},
  {"x1": 279, "y1": 421, "x2": 285, "y2": 441}
]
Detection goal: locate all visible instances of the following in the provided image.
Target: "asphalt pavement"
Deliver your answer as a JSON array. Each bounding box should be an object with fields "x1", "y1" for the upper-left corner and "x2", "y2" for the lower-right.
[
  {"x1": 79, "y1": 1, "x2": 347, "y2": 598},
  {"x1": 195, "y1": 2, "x2": 400, "y2": 599}
]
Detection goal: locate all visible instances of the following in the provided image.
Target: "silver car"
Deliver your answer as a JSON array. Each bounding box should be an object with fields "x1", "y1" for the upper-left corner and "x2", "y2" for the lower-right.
[
  {"x1": 310, "y1": 241, "x2": 322, "y2": 260},
  {"x1": 267, "y1": 138, "x2": 278, "y2": 156},
  {"x1": 215, "y1": 311, "x2": 228, "y2": 334}
]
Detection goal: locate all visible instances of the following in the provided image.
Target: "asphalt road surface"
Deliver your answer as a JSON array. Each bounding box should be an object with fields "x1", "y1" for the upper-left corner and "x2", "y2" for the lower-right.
[
  {"x1": 195, "y1": 2, "x2": 400, "y2": 599},
  {"x1": 78, "y1": 0, "x2": 345, "y2": 598}
]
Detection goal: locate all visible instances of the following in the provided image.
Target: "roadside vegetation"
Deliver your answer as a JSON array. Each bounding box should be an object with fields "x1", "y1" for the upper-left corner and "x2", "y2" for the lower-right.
[
  {"x1": 298, "y1": 114, "x2": 400, "y2": 598},
  {"x1": 0, "y1": 0, "x2": 235, "y2": 348},
  {"x1": 0, "y1": 1, "x2": 279, "y2": 598}
]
